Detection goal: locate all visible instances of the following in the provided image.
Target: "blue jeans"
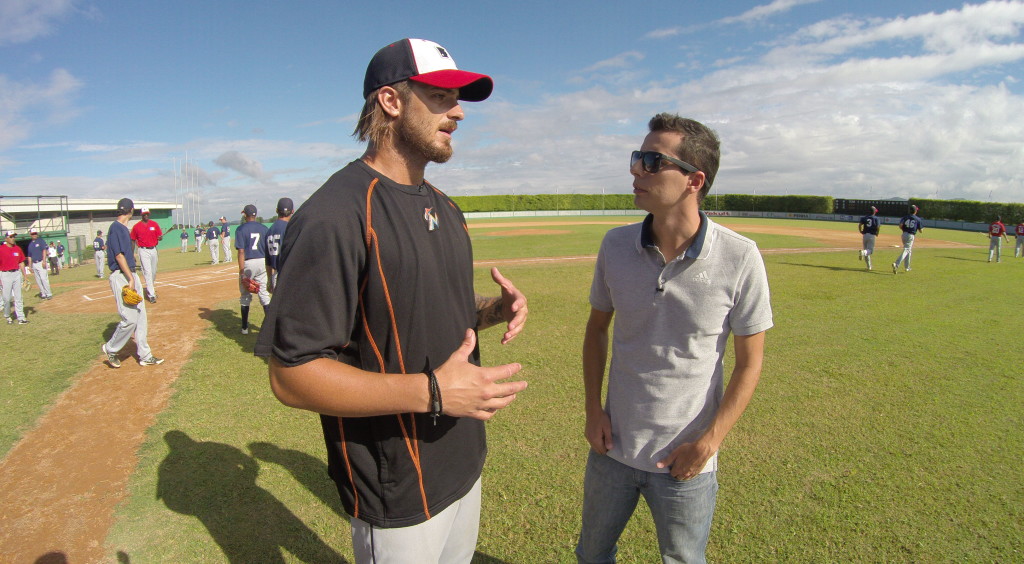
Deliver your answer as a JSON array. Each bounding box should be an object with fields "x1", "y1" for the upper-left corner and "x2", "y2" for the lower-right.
[{"x1": 576, "y1": 451, "x2": 718, "y2": 564}]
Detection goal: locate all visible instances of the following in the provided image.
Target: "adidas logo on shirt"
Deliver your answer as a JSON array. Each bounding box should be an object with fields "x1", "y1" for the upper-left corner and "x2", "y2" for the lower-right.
[{"x1": 693, "y1": 271, "x2": 711, "y2": 285}]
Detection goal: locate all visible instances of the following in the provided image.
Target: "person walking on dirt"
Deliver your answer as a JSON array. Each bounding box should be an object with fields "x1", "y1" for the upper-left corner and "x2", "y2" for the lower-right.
[{"x1": 101, "y1": 198, "x2": 164, "y2": 368}]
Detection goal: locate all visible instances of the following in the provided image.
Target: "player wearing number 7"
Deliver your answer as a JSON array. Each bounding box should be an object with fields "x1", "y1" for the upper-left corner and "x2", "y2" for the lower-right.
[{"x1": 235, "y1": 204, "x2": 271, "y2": 335}]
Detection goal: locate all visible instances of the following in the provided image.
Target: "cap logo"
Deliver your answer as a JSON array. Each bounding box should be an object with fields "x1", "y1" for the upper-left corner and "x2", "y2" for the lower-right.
[{"x1": 435, "y1": 46, "x2": 450, "y2": 59}]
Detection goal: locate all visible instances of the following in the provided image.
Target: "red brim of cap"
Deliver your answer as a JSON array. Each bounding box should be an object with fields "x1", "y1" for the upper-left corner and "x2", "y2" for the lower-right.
[{"x1": 410, "y1": 70, "x2": 493, "y2": 101}]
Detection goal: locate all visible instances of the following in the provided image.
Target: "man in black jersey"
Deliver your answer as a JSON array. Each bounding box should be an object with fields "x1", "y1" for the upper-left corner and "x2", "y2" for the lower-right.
[{"x1": 255, "y1": 38, "x2": 529, "y2": 563}]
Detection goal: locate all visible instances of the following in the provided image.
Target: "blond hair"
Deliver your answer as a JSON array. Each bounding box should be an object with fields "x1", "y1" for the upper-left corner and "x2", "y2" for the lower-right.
[{"x1": 352, "y1": 81, "x2": 413, "y2": 148}]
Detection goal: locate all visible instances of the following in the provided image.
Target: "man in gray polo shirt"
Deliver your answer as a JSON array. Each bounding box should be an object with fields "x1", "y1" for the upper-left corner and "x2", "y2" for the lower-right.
[{"x1": 577, "y1": 113, "x2": 773, "y2": 564}]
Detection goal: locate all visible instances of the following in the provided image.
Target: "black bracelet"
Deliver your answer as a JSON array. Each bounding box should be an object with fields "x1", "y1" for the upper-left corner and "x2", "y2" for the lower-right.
[{"x1": 425, "y1": 369, "x2": 443, "y2": 425}]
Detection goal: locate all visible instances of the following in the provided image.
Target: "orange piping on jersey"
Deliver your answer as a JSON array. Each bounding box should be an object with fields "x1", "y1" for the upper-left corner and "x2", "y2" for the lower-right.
[
  {"x1": 360, "y1": 177, "x2": 431, "y2": 519},
  {"x1": 337, "y1": 176, "x2": 388, "y2": 521},
  {"x1": 337, "y1": 418, "x2": 359, "y2": 518},
  {"x1": 359, "y1": 179, "x2": 386, "y2": 372}
]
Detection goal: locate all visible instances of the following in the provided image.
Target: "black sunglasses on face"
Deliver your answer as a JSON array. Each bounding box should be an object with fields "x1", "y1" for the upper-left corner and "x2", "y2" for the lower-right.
[{"x1": 631, "y1": 150, "x2": 699, "y2": 174}]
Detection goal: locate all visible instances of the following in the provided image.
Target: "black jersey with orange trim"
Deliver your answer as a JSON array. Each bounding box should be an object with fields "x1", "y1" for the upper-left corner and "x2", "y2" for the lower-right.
[{"x1": 255, "y1": 159, "x2": 485, "y2": 528}]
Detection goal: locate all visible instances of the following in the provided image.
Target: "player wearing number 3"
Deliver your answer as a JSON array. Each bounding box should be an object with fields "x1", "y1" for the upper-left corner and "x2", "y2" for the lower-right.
[
  {"x1": 235, "y1": 204, "x2": 270, "y2": 334},
  {"x1": 857, "y1": 206, "x2": 880, "y2": 271}
]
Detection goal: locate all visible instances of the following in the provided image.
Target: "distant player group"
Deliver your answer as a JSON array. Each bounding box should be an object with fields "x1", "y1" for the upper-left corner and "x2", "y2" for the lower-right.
[
  {"x1": 857, "y1": 204, "x2": 1023, "y2": 272},
  {"x1": 4, "y1": 195, "x2": 293, "y2": 369},
  {"x1": 99, "y1": 196, "x2": 295, "y2": 367}
]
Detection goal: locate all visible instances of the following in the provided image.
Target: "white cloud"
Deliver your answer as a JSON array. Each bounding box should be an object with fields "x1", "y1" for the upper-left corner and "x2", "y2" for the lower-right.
[
  {"x1": 583, "y1": 51, "x2": 645, "y2": 72},
  {"x1": 720, "y1": 0, "x2": 823, "y2": 25},
  {"x1": 645, "y1": 27, "x2": 683, "y2": 40},
  {"x1": 214, "y1": 150, "x2": 266, "y2": 180},
  {"x1": 0, "y1": 69, "x2": 83, "y2": 158},
  {"x1": 0, "y1": 0, "x2": 78, "y2": 45}
]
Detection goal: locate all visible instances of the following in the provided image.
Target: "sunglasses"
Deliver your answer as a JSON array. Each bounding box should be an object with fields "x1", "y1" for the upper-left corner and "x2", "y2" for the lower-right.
[{"x1": 631, "y1": 150, "x2": 699, "y2": 174}]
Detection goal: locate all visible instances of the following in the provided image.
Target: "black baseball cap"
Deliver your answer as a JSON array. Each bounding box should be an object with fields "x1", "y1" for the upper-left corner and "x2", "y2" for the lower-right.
[
  {"x1": 276, "y1": 198, "x2": 294, "y2": 215},
  {"x1": 242, "y1": 204, "x2": 257, "y2": 217},
  {"x1": 363, "y1": 38, "x2": 493, "y2": 102},
  {"x1": 117, "y1": 198, "x2": 134, "y2": 214}
]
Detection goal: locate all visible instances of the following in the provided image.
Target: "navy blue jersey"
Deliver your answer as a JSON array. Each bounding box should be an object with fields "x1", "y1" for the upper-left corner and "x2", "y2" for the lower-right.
[
  {"x1": 235, "y1": 221, "x2": 268, "y2": 260},
  {"x1": 27, "y1": 238, "x2": 48, "y2": 262},
  {"x1": 899, "y1": 214, "x2": 923, "y2": 234},
  {"x1": 859, "y1": 215, "x2": 880, "y2": 235},
  {"x1": 206, "y1": 226, "x2": 220, "y2": 240},
  {"x1": 265, "y1": 219, "x2": 289, "y2": 270},
  {"x1": 180, "y1": 231, "x2": 188, "y2": 239},
  {"x1": 93, "y1": 237, "x2": 105, "y2": 251},
  {"x1": 194, "y1": 228, "x2": 203, "y2": 240},
  {"x1": 107, "y1": 221, "x2": 135, "y2": 272}
]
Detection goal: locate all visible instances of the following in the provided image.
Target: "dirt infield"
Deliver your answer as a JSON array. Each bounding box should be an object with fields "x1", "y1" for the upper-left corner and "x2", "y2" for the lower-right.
[
  {"x1": 0, "y1": 266, "x2": 243, "y2": 563},
  {"x1": 0, "y1": 223, "x2": 980, "y2": 562}
]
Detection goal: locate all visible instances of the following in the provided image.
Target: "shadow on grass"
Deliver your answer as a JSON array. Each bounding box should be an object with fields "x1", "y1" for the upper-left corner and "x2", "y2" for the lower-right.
[
  {"x1": 938, "y1": 254, "x2": 996, "y2": 262},
  {"x1": 249, "y1": 442, "x2": 348, "y2": 521},
  {"x1": 472, "y1": 553, "x2": 512, "y2": 563},
  {"x1": 157, "y1": 430, "x2": 347, "y2": 563},
  {"x1": 784, "y1": 262, "x2": 889, "y2": 273},
  {"x1": 198, "y1": 306, "x2": 259, "y2": 350}
]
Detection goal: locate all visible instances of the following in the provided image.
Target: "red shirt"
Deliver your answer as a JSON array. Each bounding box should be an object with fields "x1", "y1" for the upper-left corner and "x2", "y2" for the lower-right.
[
  {"x1": 0, "y1": 243, "x2": 26, "y2": 271},
  {"x1": 130, "y1": 219, "x2": 163, "y2": 247},
  {"x1": 989, "y1": 221, "x2": 1005, "y2": 236}
]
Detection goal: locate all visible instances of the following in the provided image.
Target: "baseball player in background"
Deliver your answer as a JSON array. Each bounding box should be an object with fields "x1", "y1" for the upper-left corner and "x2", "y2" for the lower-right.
[
  {"x1": 56, "y1": 241, "x2": 65, "y2": 270},
  {"x1": 265, "y1": 197, "x2": 293, "y2": 293},
  {"x1": 93, "y1": 230, "x2": 106, "y2": 278},
  {"x1": 1015, "y1": 220, "x2": 1024, "y2": 258},
  {"x1": 858, "y1": 206, "x2": 880, "y2": 270},
  {"x1": 988, "y1": 216, "x2": 1009, "y2": 263},
  {"x1": 220, "y1": 216, "x2": 232, "y2": 261},
  {"x1": 206, "y1": 222, "x2": 221, "y2": 264},
  {"x1": 180, "y1": 229, "x2": 189, "y2": 253},
  {"x1": 26, "y1": 229, "x2": 53, "y2": 300},
  {"x1": 102, "y1": 198, "x2": 163, "y2": 368},
  {"x1": 235, "y1": 204, "x2": 271, "y2": 334},
  {"x1": 892, "y1": 205, "x2": 923, "y2": 274},
  {"x1": 47, "y1": 242, "x2": 59, "y2": 275},
  {"x1": 194, "y1": 226, "x2": 204, "y2": 252},
  {"x1": 131, "y1": 207, "x2": 163, "y2": 304},
  {"x1": 1, "y1": 231, "x2": 29, "y2": 324}
]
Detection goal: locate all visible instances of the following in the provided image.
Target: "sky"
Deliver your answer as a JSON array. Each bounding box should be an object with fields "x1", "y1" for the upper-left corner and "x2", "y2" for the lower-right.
[{"x1": 2, "y1": 0, "x2": 1024, "y2": 222}]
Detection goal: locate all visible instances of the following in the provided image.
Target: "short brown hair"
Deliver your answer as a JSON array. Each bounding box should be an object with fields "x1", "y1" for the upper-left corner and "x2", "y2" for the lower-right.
[
  {"x1": 648, "y1": 113, "x2": 720, "y2": 202},
  {"x1": 352, "y1": 81, "x2": 413, "y2": 148}
]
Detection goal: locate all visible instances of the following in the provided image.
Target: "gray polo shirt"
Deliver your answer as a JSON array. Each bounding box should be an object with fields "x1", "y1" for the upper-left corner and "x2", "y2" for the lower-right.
[{"x1": 590, "y1": 212, "x2": 773, "y2": 474}]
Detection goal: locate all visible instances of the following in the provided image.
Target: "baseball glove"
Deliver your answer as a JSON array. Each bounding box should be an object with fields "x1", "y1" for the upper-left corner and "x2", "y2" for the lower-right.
[
  {"x1": 121, "y1": 285, "x2": 142, "y2": 306},
  {"x1": 242, "y1": 276, "x2": 260, "y2": 293}
]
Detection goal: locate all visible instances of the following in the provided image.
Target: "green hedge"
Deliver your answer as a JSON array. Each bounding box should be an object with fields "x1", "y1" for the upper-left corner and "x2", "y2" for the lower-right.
[
  {"x1": 908, "y1": 198, "x2": 1024, "y2": 224},
  {"x1": 451, "y1": 194, "x2": 832, "y2": 214},
  {"x1": 450, "y1": 194, "x2": 1021, "y2": 223}
]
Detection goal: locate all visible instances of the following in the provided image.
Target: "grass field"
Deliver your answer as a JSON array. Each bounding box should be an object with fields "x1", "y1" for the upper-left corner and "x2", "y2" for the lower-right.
[{"x1": 3, "y1": 218, "x2": 1022, "y2": 562}]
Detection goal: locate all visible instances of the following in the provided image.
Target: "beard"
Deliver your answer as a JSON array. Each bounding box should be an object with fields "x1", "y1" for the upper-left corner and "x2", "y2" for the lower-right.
[{"x1": 395, "y1": 113, "x2": 456, "y2": 164}]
